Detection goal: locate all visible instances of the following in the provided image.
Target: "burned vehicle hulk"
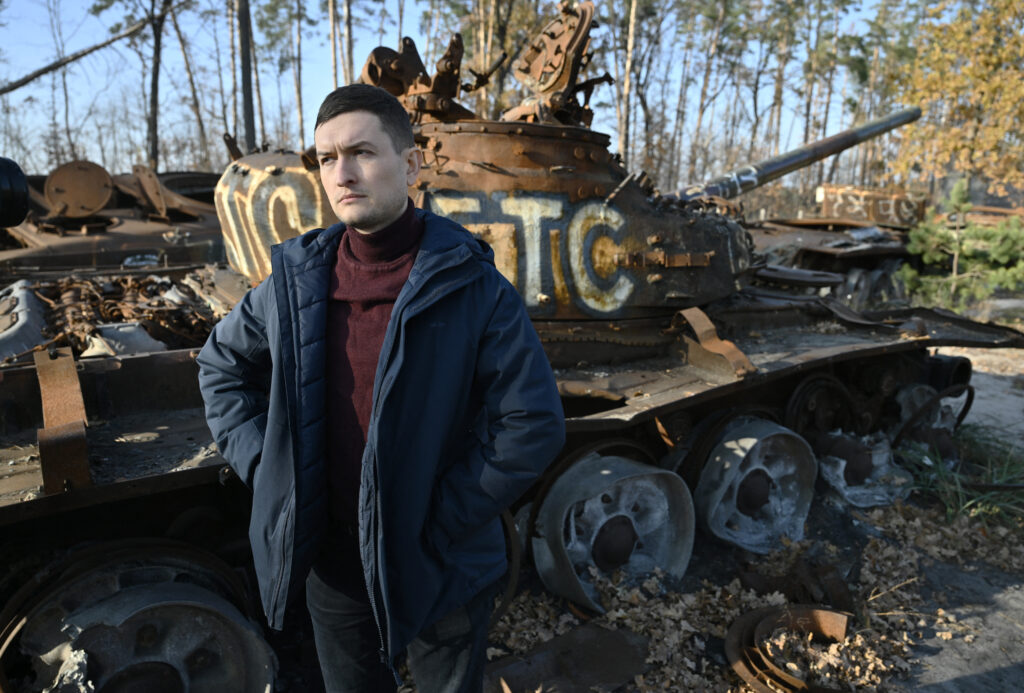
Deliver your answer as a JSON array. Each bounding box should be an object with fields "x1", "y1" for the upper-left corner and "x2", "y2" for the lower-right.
[
  {"x1": 0, "y1": 159, "x2": 223, "y2": 277},
  {"x1": 214, "y1": 1, "x2": 1021, "y2": 609},
  {"x1": 1, "y1": 3, "x2": 1023, "y2": 691}
]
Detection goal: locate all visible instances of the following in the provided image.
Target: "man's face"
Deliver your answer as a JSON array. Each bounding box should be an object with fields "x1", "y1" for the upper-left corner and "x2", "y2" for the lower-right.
[{"x1": 314, "y1": 110, "x2": 420, "y2": 234}]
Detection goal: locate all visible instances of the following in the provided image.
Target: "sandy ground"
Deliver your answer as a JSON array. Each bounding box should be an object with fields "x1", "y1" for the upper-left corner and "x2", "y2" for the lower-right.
[{"x1": 937, "y1": 346, "x2": 1024, "y2": 449}]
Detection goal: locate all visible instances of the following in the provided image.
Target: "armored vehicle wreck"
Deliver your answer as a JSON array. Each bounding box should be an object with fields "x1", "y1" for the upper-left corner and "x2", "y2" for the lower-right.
[
  {"x1": 1, "y1": 3, "x2": 1023, "y2": 690},
  {"x1": 0, "y1": 160, "x2": 223, "y2": 277}
]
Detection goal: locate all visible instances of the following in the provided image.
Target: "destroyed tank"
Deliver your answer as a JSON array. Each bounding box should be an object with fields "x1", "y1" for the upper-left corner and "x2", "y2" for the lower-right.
[
  {"x1": 213, "y1": 0, "x2": 1024, "y2": 612},
  {"x1": 0, "y1": 159, "x2": 224, "y2": 277},
  {"x1": 2, "y1": 3, "x2": 1024, "y2": 691}
]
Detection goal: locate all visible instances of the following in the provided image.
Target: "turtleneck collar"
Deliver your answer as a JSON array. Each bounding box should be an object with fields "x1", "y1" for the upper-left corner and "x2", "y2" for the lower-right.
[{"x1": 344, "y1": 198, "x2": 422, "y2": 264}]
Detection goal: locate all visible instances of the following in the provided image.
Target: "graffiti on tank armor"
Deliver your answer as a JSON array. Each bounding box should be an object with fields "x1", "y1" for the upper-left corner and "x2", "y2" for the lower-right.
[
  {"x1": 818, "y1": 184, "x2": 926, "y2": 228},
  {"x1": 426, "y1": 190, "x2": 636, "y2": 317}
]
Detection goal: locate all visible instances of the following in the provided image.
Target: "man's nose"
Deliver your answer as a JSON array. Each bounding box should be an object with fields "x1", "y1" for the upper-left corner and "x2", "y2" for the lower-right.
[{"x1": 335, "y1": 156, "x2": 357, "y2": 186}]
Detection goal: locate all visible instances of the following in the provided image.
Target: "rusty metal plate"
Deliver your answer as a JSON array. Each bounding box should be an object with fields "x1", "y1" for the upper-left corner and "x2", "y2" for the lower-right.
[
  {"x1": 33, "y1": 347, "x2": 91, "y2": 494},
  {"x1": 43, "y1": 161, "x2": 114, "y2": 218},
  {"x1": 678, "y1": 306, "x2": 755, "y2": 378},
  {"x1": 726, "y1": 606, "x2": 851, "y2": 692},
  {"x1": 37, "y1": 421, "x2": 91, "y2": 494},
  {"x1": 33, "y1": 348, "x2": 87, "y2": 427},
  {"x1": 133, "y1": 164, "x2": 169, "y2": 219}
]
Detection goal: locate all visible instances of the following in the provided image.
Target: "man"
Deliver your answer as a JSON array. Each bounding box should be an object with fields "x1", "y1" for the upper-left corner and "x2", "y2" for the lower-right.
[{"x1": 197, "y1": 83, "x2": 565, "y2": 692}]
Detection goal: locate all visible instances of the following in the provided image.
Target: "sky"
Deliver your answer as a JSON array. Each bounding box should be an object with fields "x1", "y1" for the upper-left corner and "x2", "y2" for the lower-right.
[{"x1": 0, "y1": 0, "x2": 433, "y2": 172}]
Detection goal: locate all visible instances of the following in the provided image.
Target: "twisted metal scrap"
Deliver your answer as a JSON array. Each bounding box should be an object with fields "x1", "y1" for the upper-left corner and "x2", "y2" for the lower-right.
[{"x1": 33, "y1": 273, "x2": 216, "y2": 355}]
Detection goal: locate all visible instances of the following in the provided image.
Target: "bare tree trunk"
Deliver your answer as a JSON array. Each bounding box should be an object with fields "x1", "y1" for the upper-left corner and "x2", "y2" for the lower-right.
[
  {"x1": 486, "y1": 0, "x2": 518, "y2": 120},
  {"x1": 816, "y1": 10, "x2": 839, "y2": 186},
  {"x1": 147, "y1": 0, "x2": 174, "y2": 170},
  {"x1": 746, "y1": 24, "x2": 772, "y2": 160},
  {"x1": 424, "y1": 0, "x2": 441, "y2": 67},
  {"x1": 171, "y1": 7, "x2": 210, "y2": 168},
  {"x1": 46, "y1": 0, "x2": 79, "y2": 161},
  {"x1": 329, "y1": 0, "x2": 339, "y2": 88},
  {"x1": 229, "y1": 0, "x2": 238, "y2": 137},
  {"x1": 238, "y1": 0, "x2": 255, "y2": 152},
  {"x1": 209, "y1": 1, "x2": 230, "y2": 136},
  {"x1": 397, "y1": 0, "x2": 404, "y2": 43},
  {"x1": 251, "y1": 32, "x2": 266, "y2": 148},
  {"x1": 668, "y1": 51, "x2": 690, "y2": 188},
  {"x1": 687, "y1": 0, "x2": 726, "y2": 181},
  {"x1": 293, "y1": 0, "x2": 305, "y2": 149},
  {"x1": 617, "y1": 0, "x2": 638, "y2": 168},
  {"x1": 768, "y1": 32, "x2": 789, "y2": 156},
  {"x1": 342, "y1": 0, "x2": 354, "y2": 84}
]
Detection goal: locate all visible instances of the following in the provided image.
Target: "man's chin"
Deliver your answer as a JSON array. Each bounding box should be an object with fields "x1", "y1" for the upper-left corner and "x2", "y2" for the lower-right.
[{"x1": 336, "y1": 212, "x2": 374, "y2": 231}]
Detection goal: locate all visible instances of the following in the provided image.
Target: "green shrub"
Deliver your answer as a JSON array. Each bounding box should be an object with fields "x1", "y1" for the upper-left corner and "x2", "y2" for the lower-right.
[{"x1": 897, "y1": 179, "x2": 1024, "y2": 311}]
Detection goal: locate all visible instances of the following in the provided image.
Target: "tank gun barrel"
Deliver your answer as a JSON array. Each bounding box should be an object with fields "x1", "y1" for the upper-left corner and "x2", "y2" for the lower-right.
[{"x1": 672, "y1": 107, "x2": 921, "y2": 202}]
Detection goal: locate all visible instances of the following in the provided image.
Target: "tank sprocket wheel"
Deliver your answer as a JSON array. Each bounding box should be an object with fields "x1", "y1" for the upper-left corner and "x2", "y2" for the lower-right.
[
  {"x1": 783, "y1": 373, "x2": 861, "y2": 438},
  {"x1": 0, "y1": 539, "x2": 275, "y2": 693}
]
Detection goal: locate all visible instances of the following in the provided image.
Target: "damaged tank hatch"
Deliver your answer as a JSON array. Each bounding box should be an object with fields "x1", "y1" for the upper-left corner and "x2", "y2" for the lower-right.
[{"x1": 2, "y1": 2, "x2": 1024, "y2": 690}]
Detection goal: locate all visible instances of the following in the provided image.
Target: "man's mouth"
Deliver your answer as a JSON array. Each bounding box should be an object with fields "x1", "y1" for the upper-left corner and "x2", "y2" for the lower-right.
[{"x1": 338, "y1": 193, "x2": 365, "y2": 204}]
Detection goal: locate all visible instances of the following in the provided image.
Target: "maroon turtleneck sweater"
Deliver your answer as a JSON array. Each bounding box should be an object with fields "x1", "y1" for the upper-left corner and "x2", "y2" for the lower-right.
[{"x1": 317, "y1": 200, "x2": 423, "y2": 592}]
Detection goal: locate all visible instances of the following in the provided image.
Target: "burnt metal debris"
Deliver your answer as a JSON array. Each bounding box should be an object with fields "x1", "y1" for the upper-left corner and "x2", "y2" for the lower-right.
[
  {"x1": 0, "y1": 271, "x2": 217, "y2": 365},
  {"x1": 2, "y1": 1, "x2": 1024, "y2": 690},
  {"x1": 726, "y1": 605, "x2": 852, "y2": 692}
]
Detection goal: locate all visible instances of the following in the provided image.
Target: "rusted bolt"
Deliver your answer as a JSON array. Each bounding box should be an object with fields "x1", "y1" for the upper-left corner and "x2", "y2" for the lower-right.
[
  {"x1": 536, "y1": 293, "x2": 552, "y2": 304},
  {"x1": 589, "y1": 150, "x2": 601, "y2": 162},
  {"x1": 647, "y1": 273, "x2": 664, "y2": 283},
  {"x1": 593, "y1": 185, "x2": 603, "y2": 196},
  {"x1": 515, "y1": 127, "x2": 524, "y2": 135},
  {"x1": 573, "y1": 146, "x2": 586, "y2": 160},
  {"x1": 647, "y1": 234, "x2": 662, "y2": 245}
]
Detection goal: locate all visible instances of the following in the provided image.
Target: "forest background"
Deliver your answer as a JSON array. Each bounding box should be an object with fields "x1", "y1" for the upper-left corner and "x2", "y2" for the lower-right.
[{"x1": 0, "y1": 0, "x2": 1021, "y2": 214}]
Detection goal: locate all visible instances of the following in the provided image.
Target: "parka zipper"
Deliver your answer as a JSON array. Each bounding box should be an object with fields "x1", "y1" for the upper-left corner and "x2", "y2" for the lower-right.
[{"x1": 363, "y1": 246, "x2": 483, "y2": 671}]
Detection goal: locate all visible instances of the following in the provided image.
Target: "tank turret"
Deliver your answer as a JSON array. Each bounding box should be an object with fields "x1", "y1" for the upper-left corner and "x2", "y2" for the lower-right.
[{"x1": 355, "y1": 1, "x2": 753, "y2": 367}]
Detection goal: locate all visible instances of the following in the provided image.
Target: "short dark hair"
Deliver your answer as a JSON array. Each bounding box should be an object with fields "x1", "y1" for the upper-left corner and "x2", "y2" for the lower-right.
[{"x1": 314, "y1": 84, "x2": 414, "y2": 153}]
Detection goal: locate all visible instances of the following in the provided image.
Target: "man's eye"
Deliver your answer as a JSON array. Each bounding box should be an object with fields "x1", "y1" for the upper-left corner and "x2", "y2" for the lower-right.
[
  {"x1": 319, "y1": 157, "x2": 333, "y2": 165},
  {"x1": 355, "y1": 149, "x2": 372, "y2": 156}
]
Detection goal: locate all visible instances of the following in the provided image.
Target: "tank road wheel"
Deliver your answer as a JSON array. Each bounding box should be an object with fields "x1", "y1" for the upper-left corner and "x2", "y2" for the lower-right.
[
  {"x1": 694, "y1": 417, "x2": 817, "y2": 554},
  {"x1": 0, "y1": 540, "x2": 275, "y2": 693},
  {"x1": 531, "y1": 442, "x2": 695, "y2": 612},
  {"x1": 783, "y1": 374, "x2": 861, "y2": 438}
]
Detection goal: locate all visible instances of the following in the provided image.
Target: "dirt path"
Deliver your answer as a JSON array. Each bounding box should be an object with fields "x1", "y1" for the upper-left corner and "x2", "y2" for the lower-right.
[{"x1": 937, "y1": 346, "x2": 1024, "y2": 448}]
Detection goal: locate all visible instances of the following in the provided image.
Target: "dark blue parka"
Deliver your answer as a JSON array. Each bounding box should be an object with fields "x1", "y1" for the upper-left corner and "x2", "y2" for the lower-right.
[{"x1": 197, "y1": 210, "x2": 565, "y2": 667}]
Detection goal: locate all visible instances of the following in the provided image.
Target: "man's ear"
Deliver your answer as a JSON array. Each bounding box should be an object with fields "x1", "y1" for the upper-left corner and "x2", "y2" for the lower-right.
[{"x1": 404, "y1": 147, "x2": 422, "y2": 186}]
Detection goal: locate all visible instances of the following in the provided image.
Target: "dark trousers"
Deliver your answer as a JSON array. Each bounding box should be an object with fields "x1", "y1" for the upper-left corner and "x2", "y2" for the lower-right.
[{"x1": 305, "y1": 567, "x2": 495, "y2": 693}]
